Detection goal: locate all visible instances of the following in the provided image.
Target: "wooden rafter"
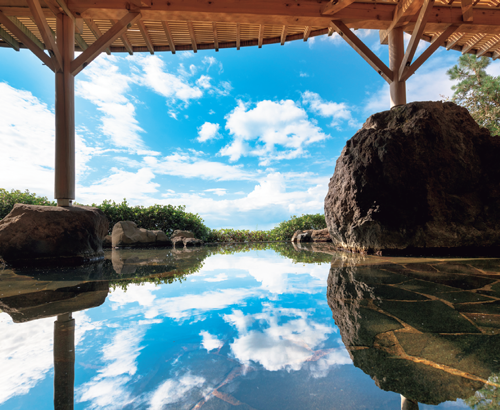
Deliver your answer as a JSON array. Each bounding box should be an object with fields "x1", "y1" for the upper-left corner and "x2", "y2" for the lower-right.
[
  {"x1": 461, "y1": 0, "x2": 474, "y2": 21},
  {"x1": 75, "y1": 32, "x2": 88, "y2": 50},
  {"x1": 71, "y1": 12, "x2": 141, "y2": 75},
  {"x1": 213, "y1": 21, "x2": 219, "y2": 51},
  {"x1": 258, "y1": 24, "x2": 263, "y2": 48},
  {"x1": 46, "y1": 0, "x2": 83, "y2": 34},
  {"x1": 493, "y1": 50, "x2": 500, "y2": 59},
  {"x1": 399, "y1": 0, "x2": 435, "y2": 80},
  {"x1": 0, "y1": 11, "x2": 54, "y2": 70},
  {"x1": 380, "y1": 0, "x2": 425, "y2": 44},
  {"x1": 84, "y1": 19, "x2": 111, "y2": 55},
  {"x1": 280, "y1": 25, "x2": 287, "y2": 45},
  {"x1": 0, "y1": 25, "x2": 20, "y2": 50},
  {"x1": 161, "y1": 20, "x2": 175, "y2": 54},
  {"x1": 236, "y1": 22, "x2": 240, "y2": 49},
  {"x1": 477, "y1": 35, "x2": 500, "y2": 56},
  {"x1": 330, "y1": 20, "x2": 393, "y2": 83},
  {"x1": 328, "y1": 26, "x2": 335, "y2": 36},
  {"x1": 461, "y1": 33, "x2": 486, "y2": 53},
  {"x1": 400, "y1": 24, "x2": 459, "y2": 81},
  {"x1": 446, "y1": 32, "x2": 464, "y2": 49},
  {"x1": 321, "y1": 0, "x2": 357, "y2": 15},
  {"x1": 138, "y1": 20, "x2": 154, "y2": 54},
  {"x1": 6, "y1": 16, "x2": 44, "y2": 49},
  {"x1": 303, "y1": 26, "x2": 311, "y2": 41},
  {"x1": 187, "y1": 20, "x2": 197, "y2": 53},
  {"x1": 111, "y1": 19, "x2": 133, "y2": 55},
  {"x1": 26, "y1": 0, "x2": 61, "y2": 70}
]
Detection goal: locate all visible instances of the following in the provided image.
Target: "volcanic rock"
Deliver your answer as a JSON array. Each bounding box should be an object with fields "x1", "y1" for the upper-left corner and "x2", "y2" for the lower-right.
[
  {"x1": 112, "y1": 221, "x2": 172, "y2": 248},
  {"x1": 0, "y1": 204, "x2": 108, "y2": 266},
  {"x1": 324, "y1": 101, "x2": 500, "y2": 254}
]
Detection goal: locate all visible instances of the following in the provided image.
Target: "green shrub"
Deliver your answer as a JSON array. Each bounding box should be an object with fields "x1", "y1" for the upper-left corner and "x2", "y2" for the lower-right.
[
  {"x1": 269, "y1": 214, "x2": 327, "y2": 241},
  {"x1": 0, "y1": 189, "x2": 56, "y2": 219},
  {"x1": 93, "y1": 200, "x2": 211, "y2": 239}
]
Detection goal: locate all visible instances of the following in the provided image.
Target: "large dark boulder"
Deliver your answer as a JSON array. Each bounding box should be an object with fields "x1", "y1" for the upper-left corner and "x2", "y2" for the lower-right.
[
  {"x1": 0, "y1": 204, "x2": 108, "y2": 266},
  {"x1": 324, "y1": 101, "x2": 500, "y2": 255}
]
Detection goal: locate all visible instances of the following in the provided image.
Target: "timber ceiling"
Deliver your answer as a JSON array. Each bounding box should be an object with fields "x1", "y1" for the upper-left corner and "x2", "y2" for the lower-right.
[{"x1": 0, "y1": 0, "x2": 499, "y2": 59}]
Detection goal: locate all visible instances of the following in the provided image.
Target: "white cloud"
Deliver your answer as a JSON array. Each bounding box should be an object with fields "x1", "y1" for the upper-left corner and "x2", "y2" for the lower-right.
[
  {"x1": 220, "y1": 100, "x2": 330, "y2": 165},
  {"x1": 204, "y1": 273, "x2": 228, "y2": 282},
  {"x1": 0, "y1": 82, "x2": 95, "y2": 199},
  {"x1": 204, "y1": 188, "x2": 226, "y2": 196},
  {"x1": 76, "y1": 56, "x2": 145, "y2": 151},
  {"x1": 300, "y1": 72, "x2": 309, "y2": 77},
  {"x1": 200, "y1": 331, "x2": 224, "y2": 351},
  {"x1": 302, "y1": 91, "x2": 358, "y2": 128},
  {"x1": 132, "y1": 55, "x2": 203, "y2": 103},
  {"x1": 149, "y1": 373, "x2": 206, "y2": 410},
  {"x1": 225, "y1": 306, "x2": 336, "y2": 372},
  {"x1": 196, "y1": 75, "x2": 212, "y2": 89},
  {"x1": 197, "y1": 122, "x2": 220, "y2": 142}
]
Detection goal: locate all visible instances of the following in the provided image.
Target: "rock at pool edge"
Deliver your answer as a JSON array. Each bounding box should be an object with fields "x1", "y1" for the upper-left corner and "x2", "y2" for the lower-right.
[{"x1": 0, "y1": 204, "x2": 108, "y2": 266}]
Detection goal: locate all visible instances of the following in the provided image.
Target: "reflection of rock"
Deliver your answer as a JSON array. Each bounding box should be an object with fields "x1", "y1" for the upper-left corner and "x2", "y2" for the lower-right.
[
  {"x1": 0, "y1": 281, "x2": 109, "y2": 323},
  {"x1": 324, "y1": 101, "x2": 500, "y2": 254},
  {"x1": 0, "y1": 204, "x2": 108, "y2": 266},
  {"x1": 327, "y1": 254, "x2": 500, "y2": 405},
  {"x1": 111, "y1": 221, "x2": 172, "y2": 248}
]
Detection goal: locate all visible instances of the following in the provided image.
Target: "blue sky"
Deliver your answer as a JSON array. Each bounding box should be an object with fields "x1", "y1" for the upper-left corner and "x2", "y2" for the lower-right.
[{"x1": 1, "y1": 30, "x2": 499, "y2": 229}]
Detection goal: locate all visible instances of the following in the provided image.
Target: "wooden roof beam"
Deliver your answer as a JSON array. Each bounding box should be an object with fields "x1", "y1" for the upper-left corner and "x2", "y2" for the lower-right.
[
  {"x1": 303, "y1": 26, "x2": 311, "y2": 41},
  {"x1": 280, "y1": 25, "x2": 287, "y2": 45},
  {"x1": 138, "y1": 20, "x2": 154, "y2": 54},
  {"x1": 111, "y1": 19, "x2": 133, "y2": 55},
  {"x1": 45, "y1": 0, "x2": 83, "y2": 34},
  {"x1": 330, "y1": 20, "x2": 393, "y2": 83},
  {"x1": 258, "y1": 24, "x2": 263, "y2": 48},
  {"x1": 26, "y1": 0, "x2": 61, "y2": 70},
  {"x1": 161, "y1": 20, "x2": 175, "y2": 54},
  {"x1": 71, "y1": 12, "x2": 141, "y2": 75},
  {"x1": 0, "y1": 25, "x2": 20, "y2": 50},
  {"x1": 400, "y1": 24, "x2": 459, "y2": 81},
  {"x1": 446, "y1": 32, "x2": 463, "y2": 49},
  {"x1": 321, "y1": 0, "x2": 357, "y2": 15},
  {"x1": 381, "y1": 0, "x2": 425, "y2": 44},
  {"x1": 0, "y1": 10, "x2": 54, "y2": 70},
  {"x1": 493, "y1": 50, "x2": 500, "y2": 59},
  {"x1": 461, "y1": 33, "x2": 486, "y2": 53},
  {"x1": 84, "y1": 19, "x2": 111, "y2": 55},
  {"x1": 399, "y1": 0, "x2": 435, "y2": 81},
  {"x1": 75, "y1": 32, "x2": 88, "y2": 50},
  {"x1": 213, "y1": 21, "x2": 219, "y2": 51},
  {"x1": 461, "y1": 0, "x2": 474, "y2": 22},
  {"x1": 477, "y1": 35, "x2": 500, "y2": 56},
  {"x1": 187, "y1": 20, "x2": 197, "y2": 53},
  {"x1": 236, "y1": 22, "x2": 240, "y2": 49}
]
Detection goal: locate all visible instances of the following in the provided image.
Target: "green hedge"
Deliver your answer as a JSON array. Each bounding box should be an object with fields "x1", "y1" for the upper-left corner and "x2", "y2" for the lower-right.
[{"x1": 1, "y1": 189, "x2": 326, "y2": 242}]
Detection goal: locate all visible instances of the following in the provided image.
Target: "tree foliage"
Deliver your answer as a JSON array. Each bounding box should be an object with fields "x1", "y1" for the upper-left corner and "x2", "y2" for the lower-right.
[
  {"x1": 447, "y1": 55, "x2": 500, "y2": 136},
  {"x1": 0, "y1": 189, "x2": 56, "y2": 219}
]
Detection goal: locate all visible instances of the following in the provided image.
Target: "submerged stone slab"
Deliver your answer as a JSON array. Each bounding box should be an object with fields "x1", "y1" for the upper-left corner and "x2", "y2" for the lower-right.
[
  {"x1": 324, "y1": 101, "x2": 500, "y2": 255},
  {"x1": 0, "y1": 204, "x2": 108, "y2": 266}
]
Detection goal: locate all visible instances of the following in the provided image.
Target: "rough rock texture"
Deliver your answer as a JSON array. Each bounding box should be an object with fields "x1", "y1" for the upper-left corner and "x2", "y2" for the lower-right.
[
  {"x1": 324, "y1": 101, "x2": 500, "y2": 254},
  {"x1": 171, "y1": 230, "x2": 195, "y2": 239},
  {"x1": 172, "y1": 237, "x2": 185, "y2": 247},
  {"x1": 183, "y1": 237, "x2": 203, "y2": 247},
  {"x1": 103, "y1": 235, "x2": 112, "y2": 248},
  {"x1": 291, "y1": 229, "x2": 331, "y2": 243},
  {"x1": 111, "y1": 221, "x2": 172, "y2": 248},
  {"x1": 327, "y1": 254, "x2": 500, "y2": 405},
  {"x1": 0, "y1": 204, "x2": 108, "y2": 266}
]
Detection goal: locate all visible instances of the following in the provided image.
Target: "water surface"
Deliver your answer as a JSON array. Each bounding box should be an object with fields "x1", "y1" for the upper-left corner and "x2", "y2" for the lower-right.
[{"x1": 1, "y1": 243, "x2": 499, "y2": 409}]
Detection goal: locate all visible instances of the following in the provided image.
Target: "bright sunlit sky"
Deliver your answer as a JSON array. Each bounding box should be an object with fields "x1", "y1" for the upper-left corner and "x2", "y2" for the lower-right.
[{"x1": 1, "y1": 30, "x2": 499, "y2": 229}]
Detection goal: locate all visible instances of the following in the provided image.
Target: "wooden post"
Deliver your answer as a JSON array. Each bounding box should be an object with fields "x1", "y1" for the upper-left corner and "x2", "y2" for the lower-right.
[
  {"x1": 55, "y1": 13, "x2": 75, "y2": 207},
  {"x1": 54, "y1": 313, "x2": 75, "y2": 410},
  {"x1": 388, "y1": 27, "x2": 407, "y2": 107}
]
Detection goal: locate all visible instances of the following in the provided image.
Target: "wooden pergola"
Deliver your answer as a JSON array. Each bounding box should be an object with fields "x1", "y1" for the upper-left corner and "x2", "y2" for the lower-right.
[{"x1": 1, "y1": 0, "x2": 499, "y2": 206}]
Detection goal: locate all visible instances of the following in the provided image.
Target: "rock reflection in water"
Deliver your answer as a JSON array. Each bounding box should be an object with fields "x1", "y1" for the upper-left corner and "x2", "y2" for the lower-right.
[{"x1": 327, "y1": 253, "x2": 500, "y2": 408}]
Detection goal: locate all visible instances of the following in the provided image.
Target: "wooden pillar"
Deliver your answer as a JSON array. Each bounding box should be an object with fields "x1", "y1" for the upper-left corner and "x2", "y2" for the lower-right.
[
  {"x1": 54, "y1": 313, "x2": 75, "y2": 410},
  {"x1": 388, "y1": 27, "x2": 407, "y2": 107},
  {"x1": 55, "y1": 14, "x2": 75, "y2": 207}
]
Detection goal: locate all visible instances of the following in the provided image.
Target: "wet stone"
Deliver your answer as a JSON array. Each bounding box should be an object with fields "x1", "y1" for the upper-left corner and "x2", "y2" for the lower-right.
[
  {"x1": 396, "y1": 271, "x2": 495, "y2": 291},
  {"x1": 371, "y1": 285, "x2": 430, "y2": 301},
  {"x1": 372, "y1": 300, "x2": 481, "y2": 334},
  {"x1": 456, "y1": 300, "x2": 500, "y2": 315},
  {"x1": 352, "y1": 266, "x2": 410, "y2": 285},
  {"x1": 348, "y1": 307, "x2": 403, "y2": 347},
  {"x1": 464, "y1": 313, "x2": 500, "y2": 329},
  {"x1": 398, "y1": 279, "x2": 464, "y2": 295},
  {"x1": 434, "y1": 291, "x2": 493, "y2": 304}
]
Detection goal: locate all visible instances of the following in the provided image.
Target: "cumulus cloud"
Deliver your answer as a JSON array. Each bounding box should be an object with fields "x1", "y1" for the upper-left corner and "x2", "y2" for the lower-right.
[
  {"x1": 149, "y1": 373, "x2": 206, "y2": 410},
  {"x1": 76, "y1": 56, "x2": 146, "y2": 151},
  {"x1": 220, "y1": 100, "x2": 330, "y2": 165},
  {"x1": 0, "y1": 82, "x2": 95, "y2": 198},
  {"x1": 197, "y1": 122, "x2": 220, "y2": 142},
  {"x1": 200, "y1": 331, "x2": 224, "y2": 351},
  {"x1": 302, "y1": 91, "x2": 358, "y2": 128},
  {"x1": 204, "y1": 188, "x2": 227, "y2": 196}
]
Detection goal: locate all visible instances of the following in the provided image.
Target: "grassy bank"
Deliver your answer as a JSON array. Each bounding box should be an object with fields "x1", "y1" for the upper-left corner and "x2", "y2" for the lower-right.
[{"x1": 0, "y1": 189, "x2": 326, "y2": 242}]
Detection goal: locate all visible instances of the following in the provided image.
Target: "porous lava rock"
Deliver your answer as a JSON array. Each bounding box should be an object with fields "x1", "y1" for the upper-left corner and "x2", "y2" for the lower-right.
[
  {"x1": 291, "y1": 228, "x2": 331, "y2": 243},
  {"x1": 171, "y1": 230, "x2": 195, "y2": 239},
  {"x1": 0, "y1": 204, "x2": 108, "y2": 266},
  {"x1": 324, "y1": 101, "x2": 500, "y2": 254},
  {"x1": 111, "y1": 221, "x2": 172, "y2": 248}
]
